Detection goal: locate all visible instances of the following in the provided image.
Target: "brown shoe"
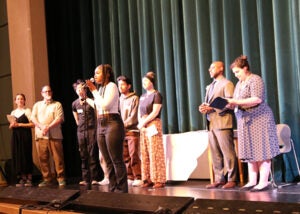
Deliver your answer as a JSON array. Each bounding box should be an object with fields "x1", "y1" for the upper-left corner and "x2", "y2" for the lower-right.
[
  {"x1": 222, "y1": 181, "x2": 236, "y2": 189},
  {"x1": 153, "y1": 182, "x2": 165, "y2": 189},
  {"x1": 142, "y1": 181, "x2": 154, "y2": 188},
  {"x1": 205, "y1": 181, "x2": 225, "y2": 189}
]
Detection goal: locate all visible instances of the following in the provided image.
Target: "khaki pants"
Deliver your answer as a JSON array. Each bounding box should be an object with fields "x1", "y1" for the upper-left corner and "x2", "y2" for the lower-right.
[{"x1": 37, "y1": 138, "x2": 65, "y2": 182}]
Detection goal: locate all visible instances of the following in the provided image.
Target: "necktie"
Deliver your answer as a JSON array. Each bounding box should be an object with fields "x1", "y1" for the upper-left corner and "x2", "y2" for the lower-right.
[
  {"x1": 206, "y1": 80, "x2": 216, "y2": 121},
  {"x1": 207, "y1": 80, "x2": 216, "y2": 103}
]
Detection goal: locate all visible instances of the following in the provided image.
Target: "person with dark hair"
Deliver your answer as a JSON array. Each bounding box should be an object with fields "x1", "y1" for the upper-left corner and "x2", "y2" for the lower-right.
[
  {"x1": 137, "y1": 71, "x2": 166, "y2": 189},
  {"x1": 9, "y1": 93, "x2": 34, "y2": 187},
  {"x1": 31, "y1": 85, "x2": 66, "y2": 187},
  {"x1": 85, "y1": 64, "x2": 128, "y2": 193},
  {"x1": 72, "y1": 80, "x2": 100, "y2": 186},
  {"x1": 199, "y1": 61, "x2": 238, "y2": 189},
  {"x1": 117, "y1": 75, "x2": 143, "y2": 187},
  {"x1": 226, "y1": 55, "x2": 280, "y2": 191}
]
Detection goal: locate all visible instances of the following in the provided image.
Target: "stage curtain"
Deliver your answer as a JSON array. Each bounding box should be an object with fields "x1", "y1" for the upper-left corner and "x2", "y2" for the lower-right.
[{"x1": 44, "y1": 0, "x2": 300, "y2": 181}]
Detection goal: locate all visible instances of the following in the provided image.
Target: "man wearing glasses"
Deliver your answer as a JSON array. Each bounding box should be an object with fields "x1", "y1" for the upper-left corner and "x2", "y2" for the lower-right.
[{"x1": 31, "y1": 85, "x2": 66, "y2": 187}]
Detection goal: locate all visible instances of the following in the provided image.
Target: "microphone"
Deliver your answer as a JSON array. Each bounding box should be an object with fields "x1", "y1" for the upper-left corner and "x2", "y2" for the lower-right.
[
  {"x1": 89, "y1": 77, "x2": 95, "y2": 82},
  {"x1": 83, "y1": 78, "x2": 95, "y2": 87}
]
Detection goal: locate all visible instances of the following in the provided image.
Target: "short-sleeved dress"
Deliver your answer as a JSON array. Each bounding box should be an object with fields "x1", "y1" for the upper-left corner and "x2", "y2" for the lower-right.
[
  {"x1": 11, "y1": 112, "x2": 33, "y2": 176},
  {"x1": 234, "y1": 74, "x2": 280, "y2": 162}
]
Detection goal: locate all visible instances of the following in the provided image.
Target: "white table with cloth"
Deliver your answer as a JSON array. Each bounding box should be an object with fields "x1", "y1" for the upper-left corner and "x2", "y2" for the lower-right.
[{"x1": 163, "y1": 130, "x2": 211, "y2": 181}]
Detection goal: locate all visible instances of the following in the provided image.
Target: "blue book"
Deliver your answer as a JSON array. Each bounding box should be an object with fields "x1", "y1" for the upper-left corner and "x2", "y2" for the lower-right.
[{"x1": 209, "y1": 97, "x2": 228, "y2": 109}]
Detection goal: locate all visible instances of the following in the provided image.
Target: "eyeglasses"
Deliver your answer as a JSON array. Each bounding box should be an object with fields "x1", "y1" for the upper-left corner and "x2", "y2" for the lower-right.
[{"x1": 42, "y1": 90, "x2": 52, "y2": 93}]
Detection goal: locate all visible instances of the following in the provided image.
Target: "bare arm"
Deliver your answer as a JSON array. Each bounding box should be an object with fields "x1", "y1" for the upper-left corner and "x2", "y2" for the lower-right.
[
  {"x1": 227, "y1": 97, "x2": 262, "y2": 109},
  {"x1": 9, "y1": 121, "x2": 34, "y2": 129}
]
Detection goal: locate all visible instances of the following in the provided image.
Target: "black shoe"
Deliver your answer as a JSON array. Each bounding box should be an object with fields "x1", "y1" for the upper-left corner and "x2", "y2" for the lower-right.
[
  {"x1": 239, "y1": 185, "x2": 255, "y2": 191},
  {"x1": 250, "y1": 186, "x2": 269, "y2": 192}
]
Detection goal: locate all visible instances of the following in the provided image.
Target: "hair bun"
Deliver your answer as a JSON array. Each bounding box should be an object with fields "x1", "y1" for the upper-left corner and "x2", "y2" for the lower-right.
[
  {"x1": 145, "y1": 71, "x2": 156, "y2": 85},
  {"x1": 241, "y1": 55, "x2": 247, "y2": 60},
  {"x1": 146, "y1": 71, "x2": 155, "y2": 78}
]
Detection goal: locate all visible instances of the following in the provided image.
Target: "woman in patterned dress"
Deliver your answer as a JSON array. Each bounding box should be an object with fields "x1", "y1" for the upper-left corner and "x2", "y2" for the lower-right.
[
  {"x1": 9, "y1": 93, "x2": 34, "y2": 187},
  {"x1": 227, "y1": 55, "x2": 280, "y2": 191},
  {"x1": 137, "y1": 71, "x2": 166, "y2": 189}
]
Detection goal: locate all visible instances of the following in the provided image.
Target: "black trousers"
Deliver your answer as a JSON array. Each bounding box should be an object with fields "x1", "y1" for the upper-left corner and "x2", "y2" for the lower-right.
[
  {"x1": 77, "y1": 129, "x2": 100, "y2": 182},
  {"x1": 97, "y1": 115, "x2": 128, "y2": 193}
]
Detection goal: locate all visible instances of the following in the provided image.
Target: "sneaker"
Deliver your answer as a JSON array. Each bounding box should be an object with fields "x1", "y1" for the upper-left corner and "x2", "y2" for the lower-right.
[
  {"x1": 58, "y1": 180, "x2": 66, "y2": 187},
  {"x1": 24, "y1": 180, "x2": 32, "y2": 187},
  {"x1": 79, "y1": 181, "x2": 88, "y2": 186},
  {"x1": 98, "y1": 178, "x2": 109, "y2": 185},
  {"x1": 127, "y1": 179, "x2": 134, "y2": 186},
  {"x1": 16, "y1": 179, "x2": 25, "y2": 187},
  {"x1": 132, "y1": 179, "x2": 143, "y2": 187},
  {"x1": 91, "y1": 180, "x2": 99, "y2": 185},
  {"x1": 38, "y1": 180, "x2": 50, "y2": 187}
]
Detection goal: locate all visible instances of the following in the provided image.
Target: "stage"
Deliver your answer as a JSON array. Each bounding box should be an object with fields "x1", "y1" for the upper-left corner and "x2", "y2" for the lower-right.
[{"x1": 0, "y1": 179, "x2": 300, "y2": 213}]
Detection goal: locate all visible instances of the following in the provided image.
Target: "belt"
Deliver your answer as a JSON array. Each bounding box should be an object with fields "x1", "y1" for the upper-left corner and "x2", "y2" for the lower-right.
[
  {"x1": 97, "y1": 113, "x2": 120, "y2": 120},
  {"x1": 126, "y1": 131, "x2": 140, "y2": 136}
]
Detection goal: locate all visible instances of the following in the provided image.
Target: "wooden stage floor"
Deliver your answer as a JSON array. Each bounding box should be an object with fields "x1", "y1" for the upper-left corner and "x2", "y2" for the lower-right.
[{"x1": 1, "y1": 179, "x2": 300, "y2": 213}]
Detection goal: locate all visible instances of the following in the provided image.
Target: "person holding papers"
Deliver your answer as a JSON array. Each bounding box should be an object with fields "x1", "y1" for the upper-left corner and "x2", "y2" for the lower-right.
[
  {"x1": 137, "y1": 71, "x2": 166, "y2": 189},
  {"x1": 199, "y1": 61, "x2": 238, "y2": 189},
  {"x1": 226, "y1": 55, "x2": 280, "y2": 191},
  {"x1": 9, "y1": 93, "x2": 34, "y2": 187}
]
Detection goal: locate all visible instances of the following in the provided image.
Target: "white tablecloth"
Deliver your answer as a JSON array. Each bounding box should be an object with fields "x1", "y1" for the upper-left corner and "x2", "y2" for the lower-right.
[{"x1": 163, "y1": 130, "x2": 209, "y2": 181}]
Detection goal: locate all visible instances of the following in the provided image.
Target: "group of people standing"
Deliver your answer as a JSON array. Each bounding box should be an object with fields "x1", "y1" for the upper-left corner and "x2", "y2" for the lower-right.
[
  {"x1": 199, "y1": 55, "x2": 280, "y2": 192},
  {"x1": 8, "y1": 54, "x2": 280, "y2": 193},
  {"x1": 9, "y1": 85, "x2": 66, "y2": 187},
  {"x1": 8, "y1": 64, "x2": 166, "y2": 193}
]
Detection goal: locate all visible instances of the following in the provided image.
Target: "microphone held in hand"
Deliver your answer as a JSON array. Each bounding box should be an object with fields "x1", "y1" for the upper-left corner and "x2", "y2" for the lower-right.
[
  {"x1": 83, "y1": 77, "x2": 95, "y2": 87},
  {"x1": 89, "y1": 77, "x2": 95, "y2": 83}
]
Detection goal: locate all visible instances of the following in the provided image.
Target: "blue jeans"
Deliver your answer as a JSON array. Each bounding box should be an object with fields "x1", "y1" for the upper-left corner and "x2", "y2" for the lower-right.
[{"x1": 97, "y1": 114, "x2": 128, "y2": 193}]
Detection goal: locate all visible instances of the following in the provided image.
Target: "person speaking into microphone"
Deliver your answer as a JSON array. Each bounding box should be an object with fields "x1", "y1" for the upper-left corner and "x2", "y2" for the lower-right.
[
  {"x1": 82, "y1": 77, "x2": 110, "y2": 186},
  {"x1": 85, "y1": 64, "x2": 128, "y2": 193}
]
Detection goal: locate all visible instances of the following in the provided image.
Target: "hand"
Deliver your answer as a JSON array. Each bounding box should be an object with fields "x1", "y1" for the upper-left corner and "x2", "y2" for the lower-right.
[
  {"x1": 199, "y1": 103, "x2": 207, "y2": 113},
  {"x1": 85, "y1": 80, "x2": 97, "y2": 91},
  {"x1": 199, "y1": 103, "x2": 213, "y2": 114},
  {"x1": 9, "y1": 122, "x2": 18, "y2": 129},
  {"x1": 137, "y1": 122, "x2": 144, "y2": 130},
  {"x1": 138, "y1": 118, "x2": 147, "y2": 130},
  {"x1": 41, "y1": 125, "x2": 50, "y2": 136}
]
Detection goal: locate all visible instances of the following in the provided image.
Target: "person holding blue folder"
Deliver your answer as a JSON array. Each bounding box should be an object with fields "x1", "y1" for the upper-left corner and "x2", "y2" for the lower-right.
[{"x1": 199, "y1": 61, "x2": 238, "y2": 189}]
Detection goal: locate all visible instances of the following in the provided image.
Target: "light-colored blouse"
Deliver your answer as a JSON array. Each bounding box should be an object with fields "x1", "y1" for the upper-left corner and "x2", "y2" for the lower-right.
[{"x1": 92, "y1": 82, "x2": 119, "y2": 115}]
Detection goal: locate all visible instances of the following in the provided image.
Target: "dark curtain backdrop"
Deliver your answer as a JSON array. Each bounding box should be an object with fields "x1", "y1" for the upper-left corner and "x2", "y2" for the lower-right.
[{"x1": 44, "y1": 0, "x2": 300, "y2": 182}]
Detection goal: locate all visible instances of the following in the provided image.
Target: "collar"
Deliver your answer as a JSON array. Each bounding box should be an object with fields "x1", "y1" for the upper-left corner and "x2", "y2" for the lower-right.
[
  {"x1": 121, "y1": 92, "x2": 136, "y2": 99},
  {"x1": 44, "y1": 99, "x2": 53, "y2": 105}
]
